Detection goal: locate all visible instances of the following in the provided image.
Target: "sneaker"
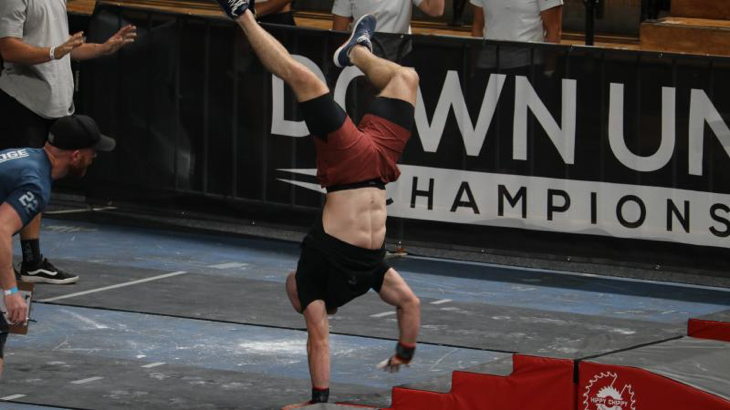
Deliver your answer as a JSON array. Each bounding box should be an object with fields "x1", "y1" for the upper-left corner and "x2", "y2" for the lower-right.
[
  {"x1": 333, "y1": 14, "x2": 376, "y2": 68},
  {"x1": 214, "y1": 0, "x2": 254, "y2": 19},
  {"x1": 20, "y1": 258, "x2": 79, "y2": 285}
]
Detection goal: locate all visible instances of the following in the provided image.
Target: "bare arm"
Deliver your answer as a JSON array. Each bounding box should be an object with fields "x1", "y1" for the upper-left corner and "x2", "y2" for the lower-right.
[
  {"x1": 255, "y1": 0, "x2": 293, "y2": 17},
  {"x1": 417, "y1": 0, "x2": 445, "y2": 17},
  {"x1": 71, "y1": 24, "x2": 136, "y2": 60},
  {"x1": 0, "y1": 33, "x2": 84, "y2": 65},
  {"x1": 332, "y1": 15, "x2": 352, "y2": 31},
  {"x1": 541, "y1": 5, "x2": 563, "y2": 43},
  {"x1": 70, "y1": 43, "x2": 106, "y2": 61},
  {"x1": 471, "y1": 5, "x2": 485, "y2": 37},
  {"x1": 0, "y1": 203, "x2": 27, "y2": 325}
]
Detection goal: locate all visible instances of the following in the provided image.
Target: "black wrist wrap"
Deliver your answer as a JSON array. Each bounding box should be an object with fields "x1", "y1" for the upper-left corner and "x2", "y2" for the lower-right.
[
  {"x1": 310, "y1": 387, "x2": 329, "y2": 404},
  {"x1": 395, "y1": 342, "x2": 416, "y2": 363}
]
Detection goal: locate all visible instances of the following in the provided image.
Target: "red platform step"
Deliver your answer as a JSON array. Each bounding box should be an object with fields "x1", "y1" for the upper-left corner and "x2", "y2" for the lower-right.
[
  {"x1": 386, "y1": 354, "x2": 575, "y2": 410},
  {"x1": 688, "y1": 311, "x2": 730, "y2": 342},
  {"x1": 579, "y1": 337, "x2": 730, "y2": 410}
]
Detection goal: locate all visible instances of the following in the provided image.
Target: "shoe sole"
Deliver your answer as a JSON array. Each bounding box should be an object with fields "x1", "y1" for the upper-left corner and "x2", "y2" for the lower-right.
[
  {"x1": 20, "y1": 275, "x2": 79, "y2": 285},
  {"x1": 333, "y1": 14, "x2": 371, "y2": 68}
]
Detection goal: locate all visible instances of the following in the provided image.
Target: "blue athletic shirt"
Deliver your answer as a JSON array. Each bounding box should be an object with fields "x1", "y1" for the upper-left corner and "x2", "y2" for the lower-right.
[{"x1": 0, "y1": 148, "x2": 52, "y2": 230}]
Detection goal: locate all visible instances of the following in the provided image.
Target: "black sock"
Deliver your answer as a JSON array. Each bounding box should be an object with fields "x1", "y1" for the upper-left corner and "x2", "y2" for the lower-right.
[{"x1": 21, "y1": 239, "x2": 42, "y2": 265}]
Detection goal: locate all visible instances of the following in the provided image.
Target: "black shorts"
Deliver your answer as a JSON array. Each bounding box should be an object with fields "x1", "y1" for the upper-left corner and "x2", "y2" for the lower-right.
[
  {"x1": 0, "y1": 332, "x2": 8, "y2": 359},
  {"x1": 296, "y1": 219, "x2": 390, "y2": 312},
  {"x1": 0, "y1": 88, "x2": 55, "y2": 150}
]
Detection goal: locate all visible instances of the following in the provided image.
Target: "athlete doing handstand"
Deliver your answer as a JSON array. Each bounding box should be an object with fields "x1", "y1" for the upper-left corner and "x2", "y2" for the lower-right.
[{"x1": 213, "y1": 1, "x2": 422, "y2": 406}]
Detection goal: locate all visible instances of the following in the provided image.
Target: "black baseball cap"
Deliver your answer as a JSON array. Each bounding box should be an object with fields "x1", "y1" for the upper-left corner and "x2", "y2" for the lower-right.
[{"x1": 48, "y1": 115, "x2": 116, "y2": 152}]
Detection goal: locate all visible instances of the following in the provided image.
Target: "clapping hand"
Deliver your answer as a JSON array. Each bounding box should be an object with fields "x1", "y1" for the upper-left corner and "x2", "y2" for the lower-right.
[
  {"x1": 53, "y1": 31, "x2": 85, "y2": 59},
  {"x1": 103, "y1": 24, "x2": 137, "y2": 55}
]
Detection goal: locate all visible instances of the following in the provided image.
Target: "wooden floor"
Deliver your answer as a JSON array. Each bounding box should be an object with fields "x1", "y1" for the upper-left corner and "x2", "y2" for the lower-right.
[{"x1": 68, "y1": 0, "x2": 640, "y2": 50}]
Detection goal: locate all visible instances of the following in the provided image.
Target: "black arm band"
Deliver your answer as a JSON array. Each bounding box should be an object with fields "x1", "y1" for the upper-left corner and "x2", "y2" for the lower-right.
[
  {"x1": 395, "y1": 342, "x2": 416, "y2": 363},
  {"x1": 310, "y1": 387, "x2": 329, "y2": 404}
]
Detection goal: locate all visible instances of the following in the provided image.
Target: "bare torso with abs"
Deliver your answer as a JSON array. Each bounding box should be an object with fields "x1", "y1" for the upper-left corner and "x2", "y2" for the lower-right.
[{"x1": 322, "y1": 187, "x2": 387, "y2": 250}]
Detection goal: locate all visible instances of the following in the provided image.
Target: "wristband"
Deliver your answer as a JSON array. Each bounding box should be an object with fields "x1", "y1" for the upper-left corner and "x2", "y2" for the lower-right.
[
  {"x1": 49, "y1": 46, "x2": 56, "y2": 61},
  {"x1": 3, "y1": 286, "x2": 18, "y2": 296},
  {"x1": 395, "y1": 342, "x2": 416, "y2": 363},
  {"x1": 310, "y1": 387, "x2": 329, "y2": 404}
]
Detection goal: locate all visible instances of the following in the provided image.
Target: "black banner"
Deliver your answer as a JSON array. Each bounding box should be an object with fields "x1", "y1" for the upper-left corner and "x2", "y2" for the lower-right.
[{"x1": 72, "y1": 5, "x2": 730, "y2": 271}]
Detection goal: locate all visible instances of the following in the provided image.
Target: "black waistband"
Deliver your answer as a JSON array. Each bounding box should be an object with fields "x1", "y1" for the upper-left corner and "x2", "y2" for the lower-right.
[
  {"x1": 304, "y1": 216, "x2": 386, "y2": 262},
  {"x1": 326, "y1": 178, "x2": 386, "y2": 193}
]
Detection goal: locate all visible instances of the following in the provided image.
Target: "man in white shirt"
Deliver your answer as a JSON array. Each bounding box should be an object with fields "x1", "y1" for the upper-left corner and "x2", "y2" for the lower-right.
[
  {"x1": 332, "y1": 0, "x2": 444, "y2": 62},
  {"x1": 470, "y1": 0, "x2": 563, "y2": 68},
  {"x1": 0, "y1": 0, "x2": 135, "y2": 285},
  {"x1": 465, "y1": 0, "x2": 563, "y2": 183},
  {"x1": 470, "y1": 0, "x2": 563, "y2": 44}
]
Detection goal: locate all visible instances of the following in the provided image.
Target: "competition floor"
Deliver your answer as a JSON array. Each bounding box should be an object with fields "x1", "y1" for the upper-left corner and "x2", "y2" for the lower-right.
[{"x1": 1, "y1": 217, "x2": 730, "y2": 409}]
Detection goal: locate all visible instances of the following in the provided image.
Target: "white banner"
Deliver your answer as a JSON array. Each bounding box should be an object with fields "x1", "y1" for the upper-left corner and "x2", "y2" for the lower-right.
[{"x1": 385, "y1": 165, "x2": 730, "y2": 249}]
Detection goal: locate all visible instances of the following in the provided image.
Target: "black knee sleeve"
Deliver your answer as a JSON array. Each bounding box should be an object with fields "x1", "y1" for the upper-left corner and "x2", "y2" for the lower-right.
[
  {"x1": 300, "y1": 94, "x2": 348, "y2": 142},
  {"x1": 365, "y1": 97, "x2": 415, "y2": 132}
]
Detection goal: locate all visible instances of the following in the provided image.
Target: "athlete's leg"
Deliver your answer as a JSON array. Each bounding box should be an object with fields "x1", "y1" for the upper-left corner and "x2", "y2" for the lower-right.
[
  {"x1": 234, "y1": 11, "x2": 328, "y2": 102},
  {"x1": 304, "y1": 301, "x2": 330, "y2": 400},
  {"x1": 350, "y1": 45, "x2": 419, "y2": 107},
  {"x1": 285, "y1": 272, "x2": 302, "y2": 313}
]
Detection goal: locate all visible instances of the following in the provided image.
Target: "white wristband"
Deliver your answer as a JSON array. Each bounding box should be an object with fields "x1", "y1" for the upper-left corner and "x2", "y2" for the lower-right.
[{"x1": 49, "y1": 46, "x2": 56, "y2": 61}]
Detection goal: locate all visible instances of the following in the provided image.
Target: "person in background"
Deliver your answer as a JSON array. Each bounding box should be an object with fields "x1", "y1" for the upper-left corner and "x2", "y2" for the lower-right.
[
  {"x1": 469, "y1": 0, "x2": 562, "y2": 71},
  {"x1": 0, "y1": 115, "x2": 115, "y2": 379},
  {"x1": 466, "y1": 0, "x2": 563, "y2": 187},
  {"x1": 256, "y1": 0, "x2": 296, "y2": 26},
  {"x1": 450, "y1": 0, "x2": 468, "y2": 26},
  {"x1": 470, "y1": 0, "x2": 563, "y2": 45},
  {"x1": 0, "y1": 0, "x2": 135, "y2": 284}
]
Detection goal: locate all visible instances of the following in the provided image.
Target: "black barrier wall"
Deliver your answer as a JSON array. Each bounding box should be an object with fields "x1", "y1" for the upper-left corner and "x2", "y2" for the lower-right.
[{"x1": 72, "y1": 5, "x2": 730, "y2": 274}]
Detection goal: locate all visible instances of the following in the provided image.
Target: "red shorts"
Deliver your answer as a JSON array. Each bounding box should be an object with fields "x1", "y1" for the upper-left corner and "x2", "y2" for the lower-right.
[{"x1": 300, "y1": 95, "x2": 415, "y2": 189}]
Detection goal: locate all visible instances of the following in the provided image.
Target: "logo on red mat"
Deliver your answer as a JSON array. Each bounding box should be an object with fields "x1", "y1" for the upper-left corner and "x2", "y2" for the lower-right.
[{"x1": 583, "y1": 372, "x2": 637, "y2": 410}]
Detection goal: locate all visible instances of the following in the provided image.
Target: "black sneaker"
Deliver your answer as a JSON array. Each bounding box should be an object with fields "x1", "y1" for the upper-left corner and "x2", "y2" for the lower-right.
[
  {"x1": 20, "y1": 258, "x2": 79, "y2": 285},
  {"x1": 214, "y1": 0, "x2": 254, "y2": 19}
]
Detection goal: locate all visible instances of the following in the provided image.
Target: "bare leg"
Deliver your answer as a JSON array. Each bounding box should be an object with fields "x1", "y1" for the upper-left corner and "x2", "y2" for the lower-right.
[
  {"x1": 0, "y1": 359, "x2": 4, "y2": 379},
  {"x1": 282, "y1": 300, "x2": 331, "y2": 409},
  {"x1": 378, "y1": 269, "x2": 420, "y2": 345},
  {"x1": 234, "y1": 11, "x2": 328, "y2": 102},
  {"x1": 285, "y1": 272, "x2": 302, "y2": 313},
  {"x1": 349, "y1": 46, "x2": 420, "y2": 106},
  {"x1": 303, "y1": 300, "x2": 330, "y2": 388}
]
